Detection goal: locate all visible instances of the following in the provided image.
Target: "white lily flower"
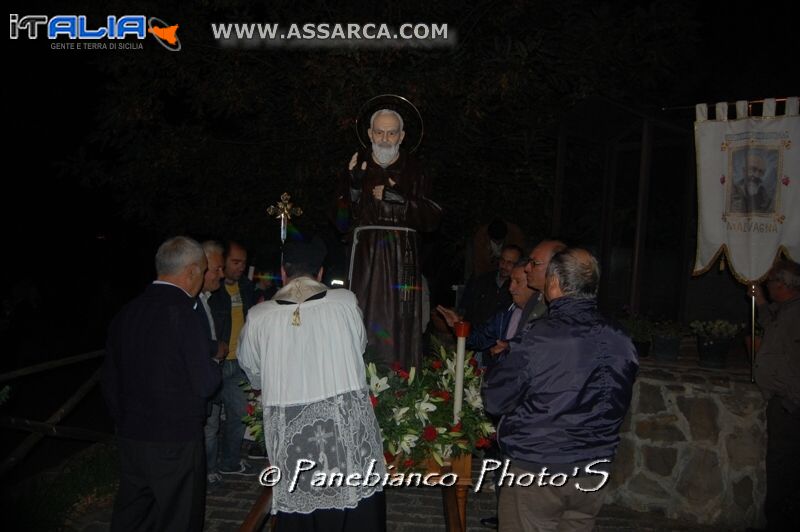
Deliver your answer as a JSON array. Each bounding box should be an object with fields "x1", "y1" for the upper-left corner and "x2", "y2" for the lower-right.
[
  {"x1": 398, "y1": 433, "x2": 419, "y2": 455},
  {"x1": 369, "y1": 372, "x2": 390, "y2": 396},
  {"x1": 437, "y1": 443, "x2": 454, "y2": 459},
  {"x1": 444, "y1": 358, "x2": 456, "y2": 379},
  {"x1": 392, "y1": 406, "x2": 410, "y2": 424},
  {"x1": 465, "y1": 385, "x2": 483, "y2": 409},
  {"x1": 415, "y1": 393, "x2": 437, "y2": 423}
]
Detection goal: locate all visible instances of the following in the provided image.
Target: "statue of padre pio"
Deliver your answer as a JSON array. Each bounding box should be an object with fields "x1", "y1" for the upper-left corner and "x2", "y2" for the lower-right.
[{"x1": 335, "y1": 95, "x2": 441, "y2": 370}]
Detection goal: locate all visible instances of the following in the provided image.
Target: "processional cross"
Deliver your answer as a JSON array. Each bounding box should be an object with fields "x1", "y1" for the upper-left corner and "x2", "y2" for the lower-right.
[{"x1": 267, "y1": 192, "x2": 303, "y2": 244}]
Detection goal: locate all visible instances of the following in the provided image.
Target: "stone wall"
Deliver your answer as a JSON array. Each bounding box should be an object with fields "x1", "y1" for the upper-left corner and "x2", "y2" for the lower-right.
[{"x1": 607, "y1": 350, "x2": 766, "y2": 527}]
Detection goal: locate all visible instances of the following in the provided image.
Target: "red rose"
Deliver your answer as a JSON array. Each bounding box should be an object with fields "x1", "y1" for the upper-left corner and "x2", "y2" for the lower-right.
[
  {"x1": 403, "y1": 458, "x2": 415, "y2": 469},
  {"x1": 369, "y1": 394, "x2": 378, "y2": 407},
  {"x1": 476, "y1": 437, "x2": 492, "y2": 449},
  {"x1": 431, "y1": 359, "x2": 443, "y2": 370},
  {"x1": 384, "y1": 451, "x2": 395, "y2": 464},
  {"x1": 246, "y1": 403, "x2": 255, "y2": 416},
  {"x1": 450, "y1": 422, "x2": 462, "y2": 433},
  {"x1": 468, "y1": 357, "x2": 478, "y2": 368},
  {"x1": 422, "y1": 425, "x2": 438, "y2": 442},
  {"x1": 431, "y1": 390, "x2": 451, "y2": 402},
  {"x1": 390, "y1": 361, "x2": 403, "y2": 372},
  {"x1": 397, "y1": 369, "x2": 410, "y2": 380}
]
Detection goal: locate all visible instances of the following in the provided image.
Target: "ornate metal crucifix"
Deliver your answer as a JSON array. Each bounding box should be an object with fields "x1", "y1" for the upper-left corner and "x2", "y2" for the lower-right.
[{"x1": 267, "y1": 192, "x2": 303, "y2": 244}]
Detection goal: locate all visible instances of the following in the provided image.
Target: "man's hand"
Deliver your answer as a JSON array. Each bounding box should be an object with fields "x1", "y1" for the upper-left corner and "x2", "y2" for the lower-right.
[
  {"x1": 488, "y1": 340, "x2": 509, "y2": 357},
  {"x1": 435, "y1": 305, "x2": 462, "y2": 329},
  {"x1": 372, "y1": 185, "x2": 384, "y2": 200},
  {"x1": 214, "y1": 341, "x2": 229, "y2": 361}
]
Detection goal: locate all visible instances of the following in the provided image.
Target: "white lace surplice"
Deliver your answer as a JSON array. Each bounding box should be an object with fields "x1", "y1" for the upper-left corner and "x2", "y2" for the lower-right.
[{"x1": 238, "y1": 279, "x2": 387, "y2": 514}]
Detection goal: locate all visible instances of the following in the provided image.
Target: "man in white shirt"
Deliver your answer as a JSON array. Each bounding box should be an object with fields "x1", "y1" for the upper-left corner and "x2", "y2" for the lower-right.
[
  {"x1": 198, "y1": 240, "x2": 228, "y2": 485},
  {"x1": 238, "y1": 236, "x2": 386, "y2": 531}
]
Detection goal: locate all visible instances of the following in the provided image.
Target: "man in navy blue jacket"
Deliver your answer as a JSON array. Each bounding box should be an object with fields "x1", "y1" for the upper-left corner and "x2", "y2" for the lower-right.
[
  {"x1": 484, "y1": 248, "x2": 638, "y2": 532},
  {"x1": 103, "y1": 236, "x2": 222, "y2": 531}
]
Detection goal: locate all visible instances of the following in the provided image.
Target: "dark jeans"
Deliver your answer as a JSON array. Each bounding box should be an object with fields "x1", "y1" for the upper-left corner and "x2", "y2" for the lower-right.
[
  {"x1": 219, "y1": 359, "x2": 248, "y2": 470},
  {"x1": 111, "y1": 437, "x2": 205, "y2": 531}
]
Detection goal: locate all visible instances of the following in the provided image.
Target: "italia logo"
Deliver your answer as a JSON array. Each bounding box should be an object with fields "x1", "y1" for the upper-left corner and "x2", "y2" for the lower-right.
[{"x1": 9, "y1": 14, "x2": 181, "y2": 51}]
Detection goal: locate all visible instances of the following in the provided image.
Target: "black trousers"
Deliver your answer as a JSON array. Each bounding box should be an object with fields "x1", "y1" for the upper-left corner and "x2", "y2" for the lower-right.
[
  {"x1": 111, "y1": 437, "x2": 206, "y2": 532},
  {"x1": 765, "y1": 397, "x2": 800, "y2": 531},
  {"x1": 275, "y1": 490, "x2": 386, "y2": 532}
]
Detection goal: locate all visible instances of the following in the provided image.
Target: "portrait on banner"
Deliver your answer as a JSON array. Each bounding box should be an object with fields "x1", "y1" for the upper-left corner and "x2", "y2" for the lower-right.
[{"x1": 727, "y1": 146, "x2": 779, "y2": 215}]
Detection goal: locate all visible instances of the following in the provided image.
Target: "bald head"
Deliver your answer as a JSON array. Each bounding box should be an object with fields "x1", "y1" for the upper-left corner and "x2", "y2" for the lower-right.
[
  {"x1": 524, "y1": 240, "x2": 567, "y2": 291},
  {"x1": 544, "y1": 248, "x2": 600, "y2": 303}
]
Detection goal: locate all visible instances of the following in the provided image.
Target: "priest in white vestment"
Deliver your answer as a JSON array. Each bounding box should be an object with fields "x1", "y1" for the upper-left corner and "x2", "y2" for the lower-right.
[{"x1": 238, "y1": 236, "x2": 387, "y2": 531}]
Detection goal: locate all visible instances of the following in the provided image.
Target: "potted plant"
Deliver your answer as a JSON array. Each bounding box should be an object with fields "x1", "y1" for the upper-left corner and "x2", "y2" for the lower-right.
[
  {"x1": 620, "y1": 315, "x2": 653, "y2": 357},
  {"x1": 650, "y1": 320, "x2": 684, "y2": 361},
  {"x1": 690, "y1": 319, "x2": 742, "y2": 368}
]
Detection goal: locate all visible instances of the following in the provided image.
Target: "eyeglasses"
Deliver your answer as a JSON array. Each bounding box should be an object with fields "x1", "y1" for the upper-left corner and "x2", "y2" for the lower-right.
[{"x1": 524, "y1": 258, "x2": 546, "y2": 267}]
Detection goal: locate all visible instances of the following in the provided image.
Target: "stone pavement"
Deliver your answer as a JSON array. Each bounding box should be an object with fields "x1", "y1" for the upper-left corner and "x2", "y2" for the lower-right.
[{"x1": 67, "y1": 456, "x2": 737, "y2": 531}]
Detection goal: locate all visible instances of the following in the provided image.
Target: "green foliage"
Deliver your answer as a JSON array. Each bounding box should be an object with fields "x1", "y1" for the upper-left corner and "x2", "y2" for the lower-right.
[
  {"x1": 651, "y1": 320, "x2": 684, "y2": 339},
  {"x1": 690, "y1": 320, "x2": 743, "y2": 339}
]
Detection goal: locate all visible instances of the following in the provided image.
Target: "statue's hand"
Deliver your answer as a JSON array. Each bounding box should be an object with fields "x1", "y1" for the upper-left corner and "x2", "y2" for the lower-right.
[
  {"x1": 372, "y1": 185, "x2": 384, "y2": 200},
  {"x1": 349, "y1": 152, "x2": 367, "y2": 189}
]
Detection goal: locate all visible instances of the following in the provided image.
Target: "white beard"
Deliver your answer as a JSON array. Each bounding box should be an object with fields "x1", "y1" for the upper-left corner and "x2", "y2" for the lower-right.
[
  {"x1": 746, "y1": 180, "x2": 761, "y2": 196},
  {"x1": 372, "y1": 142, "x2": 400, "y2": 167}
]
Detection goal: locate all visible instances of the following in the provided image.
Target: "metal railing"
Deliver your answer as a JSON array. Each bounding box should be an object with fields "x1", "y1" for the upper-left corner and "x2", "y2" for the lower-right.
[{"x1": 0, "y1": 349, "x2": 109, "y2": 476}]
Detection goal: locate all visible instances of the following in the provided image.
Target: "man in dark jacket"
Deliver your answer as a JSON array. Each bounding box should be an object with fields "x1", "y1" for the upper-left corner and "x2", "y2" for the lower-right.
[
  {"x1": 484, "y1": 248, "x2": 638, "y2": 532},
  {"x1": 207, "y1": 241, "x2": 258, "y2": 475},
  {"x1": 102, "y1": 236, "x2": 222, "y2": 531}
]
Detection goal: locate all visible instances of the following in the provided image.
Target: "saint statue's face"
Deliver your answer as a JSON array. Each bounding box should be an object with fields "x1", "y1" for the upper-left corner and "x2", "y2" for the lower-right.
[{"x1": 368, "y1": 112, "x2": 405, "y2": 166}]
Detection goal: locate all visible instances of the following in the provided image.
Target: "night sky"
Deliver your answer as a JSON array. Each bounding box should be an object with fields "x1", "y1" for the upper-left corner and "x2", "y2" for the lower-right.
[{"x1": 3, "y1": 0, "x2": 797, "y2": 358}]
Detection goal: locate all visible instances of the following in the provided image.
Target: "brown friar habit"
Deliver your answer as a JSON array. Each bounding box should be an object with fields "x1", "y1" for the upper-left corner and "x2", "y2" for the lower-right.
[{"x1": 337, "y1": 149, "x2": 441, "y2": 370}]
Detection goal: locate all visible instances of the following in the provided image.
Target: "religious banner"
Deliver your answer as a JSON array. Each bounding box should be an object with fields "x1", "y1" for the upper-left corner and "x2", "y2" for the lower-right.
[{"x1": 693, "y1": 97, "x2": 800, "y2": 282}]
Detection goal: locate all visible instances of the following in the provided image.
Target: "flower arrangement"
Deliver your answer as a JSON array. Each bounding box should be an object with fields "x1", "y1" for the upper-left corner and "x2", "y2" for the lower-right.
[
  {"x1": 367, "y1": 338, "x2": 495, "y2": 471},
  {"x1": 241, "y1": 384, "x2": 264, "y2": 445},
  {"x1": 241, "y1": 338, "x2": 496, "y2": 473},
  {"x1": 690, "y1": 319, "x2": 742, "y2": 339}
]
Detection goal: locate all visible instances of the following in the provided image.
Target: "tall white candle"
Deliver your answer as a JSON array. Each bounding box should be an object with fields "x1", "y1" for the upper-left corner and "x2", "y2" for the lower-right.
[{"x1": 453, "y1": 335, "x2": 466, "y2": 424}]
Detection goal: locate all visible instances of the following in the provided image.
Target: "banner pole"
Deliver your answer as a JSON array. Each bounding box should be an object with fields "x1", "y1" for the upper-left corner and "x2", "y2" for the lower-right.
[{"x1": 750, "y1": 286, "x2": 756, "y2": 383}]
